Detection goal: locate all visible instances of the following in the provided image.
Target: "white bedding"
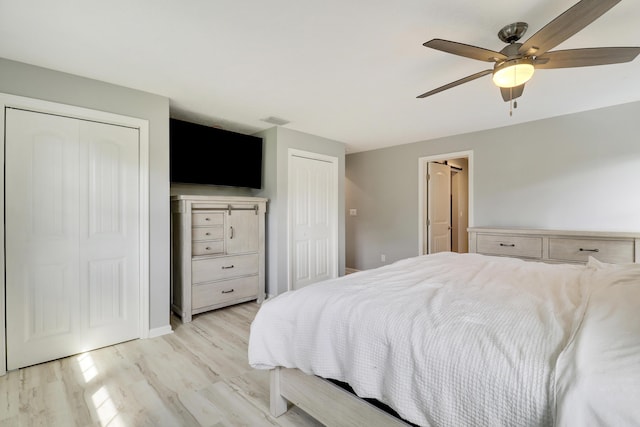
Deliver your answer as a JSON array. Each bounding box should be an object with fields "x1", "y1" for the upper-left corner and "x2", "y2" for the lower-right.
[
  {"x1": 555, "y1": 258, "x2": 640, "y2": 427},
  {"x1": 249, "y1": 252, "x2": 592, "y2": 426}
]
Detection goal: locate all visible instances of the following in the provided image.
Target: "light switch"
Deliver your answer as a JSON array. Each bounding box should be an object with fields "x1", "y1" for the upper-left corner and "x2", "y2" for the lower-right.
[{"x1": 349, "y1": 209, "x2": 357, "y2": 216}]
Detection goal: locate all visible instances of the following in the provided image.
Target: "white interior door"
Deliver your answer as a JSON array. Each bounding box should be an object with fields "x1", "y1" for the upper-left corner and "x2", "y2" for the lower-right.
[
  {"x1": 5, "y1": 108, "x2": 140, "y2": 370},
  {"x1": 427, "y1": 162, "x2": 451, "y2": 254},
  {"x1": 289, "y1": 151, "x2": 337, "y2": 290}
]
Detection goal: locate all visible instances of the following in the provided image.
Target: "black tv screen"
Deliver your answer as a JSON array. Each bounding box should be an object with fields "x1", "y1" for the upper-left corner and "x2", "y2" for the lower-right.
[{"x1": 170, "y1": 118, "x2": 263, "y2": 189}]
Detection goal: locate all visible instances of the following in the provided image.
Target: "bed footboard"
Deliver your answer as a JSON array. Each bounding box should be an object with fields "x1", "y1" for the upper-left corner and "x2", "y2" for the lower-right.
[{"x1": 269, "y1": 367, "x2": 409, "y2": 426}]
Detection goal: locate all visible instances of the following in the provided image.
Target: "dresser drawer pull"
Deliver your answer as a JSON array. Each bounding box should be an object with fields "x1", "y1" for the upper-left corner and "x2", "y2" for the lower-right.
[
  {"x1": 221, "y1": 289, "x2": 235, "y2": 294},
  {"x1": 205, "y1": 247, "x2": 211, "y2": 250},
  {"x1": 205, "y1": 217, "x2": 211, "y2": 221},
  {"x1": 221, "y1": 265, "x2": 235, "y2": 269},
  {"x1": 205, "y1": 232, "x2": 211, "y2": 236},
  {"x1": 499, "y1": 243, "x2": 515, "y2": 247},
  {"x1": 579, "y1": 248, "x2": 600, "y2": 252},
  {"x1": 230, "y1": 226, "x2": 234, "y2": 239}
]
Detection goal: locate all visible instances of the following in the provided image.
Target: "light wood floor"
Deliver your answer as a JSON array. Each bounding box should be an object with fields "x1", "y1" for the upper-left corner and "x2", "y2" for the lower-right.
[{"x1": 0, "y1": 302, "x2": 324, "y2": 426}]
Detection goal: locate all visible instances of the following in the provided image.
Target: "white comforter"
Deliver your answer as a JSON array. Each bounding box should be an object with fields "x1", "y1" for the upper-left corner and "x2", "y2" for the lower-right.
[{"x1": 248, "y1": 253, "x2": 589, "y2": 426}]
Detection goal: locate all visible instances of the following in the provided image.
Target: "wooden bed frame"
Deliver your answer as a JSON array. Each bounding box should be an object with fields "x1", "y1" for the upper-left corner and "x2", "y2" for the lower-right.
[
  {"x1": 270, "y1": 367, "x2": 410, "y2": 426},
  {"x1": 267, "y1": 228, "x2": 640, "y2": 425}
]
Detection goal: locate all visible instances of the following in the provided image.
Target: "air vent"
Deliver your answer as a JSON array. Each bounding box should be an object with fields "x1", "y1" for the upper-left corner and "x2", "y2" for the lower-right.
[{"x1": 261, "y1": 116, "x2": 290, "y2": 126}]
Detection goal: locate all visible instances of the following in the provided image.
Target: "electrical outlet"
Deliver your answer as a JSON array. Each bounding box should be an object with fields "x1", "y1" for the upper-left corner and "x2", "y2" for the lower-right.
[
  {"x1": 381, "y1": 254, "x2": 386, "y2": 262},
  {"x1": 349, "y1": 209, "x2": 357, "y2": 216}
]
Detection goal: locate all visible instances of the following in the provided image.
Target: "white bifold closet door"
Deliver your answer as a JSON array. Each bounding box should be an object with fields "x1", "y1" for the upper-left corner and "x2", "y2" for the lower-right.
[
  {"x1": 5, "y1": 108, "x2": 140, "y2": 370},
  {"x1": 289, "y1": 154, "x2": 336, "y2": 290}
]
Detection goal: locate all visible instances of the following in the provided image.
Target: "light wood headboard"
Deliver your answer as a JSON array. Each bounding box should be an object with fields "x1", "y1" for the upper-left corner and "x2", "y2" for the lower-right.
[{"x1": 468, "y1": 227, "x2": 640, "y2": 264}]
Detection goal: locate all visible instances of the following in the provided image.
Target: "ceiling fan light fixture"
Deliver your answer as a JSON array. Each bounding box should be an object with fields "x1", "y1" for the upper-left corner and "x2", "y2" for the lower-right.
[{"x1": 492, "y1": 58, "x2": 535, "y2": 88}]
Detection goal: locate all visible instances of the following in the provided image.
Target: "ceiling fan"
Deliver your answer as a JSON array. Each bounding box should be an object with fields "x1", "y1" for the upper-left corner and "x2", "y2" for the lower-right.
[{"x1": 417, "y1": 0, "x2": 640, "y2": 104}]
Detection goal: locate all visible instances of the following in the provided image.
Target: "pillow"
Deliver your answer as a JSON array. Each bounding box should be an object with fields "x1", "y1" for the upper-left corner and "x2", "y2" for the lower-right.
[
  {"x1": 555, "y1": 261, "x2": 640, "y2": 426},
  {"x1": 586, "y1": 255, "x2": 640, "y2": 271}
]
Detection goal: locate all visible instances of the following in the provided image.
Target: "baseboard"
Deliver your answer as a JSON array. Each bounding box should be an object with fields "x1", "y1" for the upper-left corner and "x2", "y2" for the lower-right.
[
  {"x1": 148, "y1": 324, "x2": 173, "y2": 339},
  {"x1": 345, "y1": 268, "x2": 360, "y2": 275}
]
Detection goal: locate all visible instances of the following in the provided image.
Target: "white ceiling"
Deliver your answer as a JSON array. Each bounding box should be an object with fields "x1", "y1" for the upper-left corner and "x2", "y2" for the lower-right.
[{"x1": 1, "y1": 0, "x2": 639, "y2": 153}]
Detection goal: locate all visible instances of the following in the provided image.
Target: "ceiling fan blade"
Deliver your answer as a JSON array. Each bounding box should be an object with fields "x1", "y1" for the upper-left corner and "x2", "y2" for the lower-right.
[
  {"x1": 417, "y1": 69, "x2": 493, "y2": 98},
  {"x1": 518, "y1": 0, "x2": 621, "y2": 57},
  {"x1": 535, "y1": 47, "x2": 640, "y2": 69},
  {"x1": 500, "y1": 85, "x2": 525, "y2": 102},
  {"x1": 424, "y1": 39, "x2": 507, "y2": 62}
]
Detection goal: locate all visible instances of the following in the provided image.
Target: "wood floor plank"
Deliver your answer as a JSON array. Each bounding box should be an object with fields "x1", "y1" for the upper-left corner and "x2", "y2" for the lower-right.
[
  {"x1": 198, "y1": 380, "x2": 281, "y2": 426},
  {"x1": 57, "y1": 355, "x2": 98, "y2": 426},
  {"x1": 0, "y1": 302, "x2": 323, "y2": 426},
  {"x1": 227, "y1": 370, "x2": 324, "y2": 427},
  {"x1": 0, "y1": 369, "x2": 20, "y2": 421},
  {"x1": 168, "y1": 321, "x2": 250, "y2": 379},
  {"x1": 177, "y1": 385, "x2": 228, "y2": 427},
  {"x1": 115, "y1": 334, "x2": 220, "y2": 395}
]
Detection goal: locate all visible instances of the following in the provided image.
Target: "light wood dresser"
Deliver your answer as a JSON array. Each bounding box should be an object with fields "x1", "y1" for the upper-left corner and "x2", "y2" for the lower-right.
[
  {"x1": 468, "y1": 227, "x2": 640, "y2": 264},
  {"x1": 171, "y1": 195, "x2": 268, "y2": 322}
]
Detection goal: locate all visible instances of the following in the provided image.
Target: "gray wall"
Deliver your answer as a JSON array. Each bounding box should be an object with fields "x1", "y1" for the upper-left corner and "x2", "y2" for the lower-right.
[
  {"x1": 254, "y1": 126, "x2": 346, "y2": 296},
  {"x1": 169, "y1": 125, "x2": 345, "y2": 297},
  {"x1": 252, "y1": 127, "x2": 280, "y2": 296},
  {"x1": 346, "y1": 101, "x2": 640, "y2": 271},
  {"x1": 0, "y1": 58, "x2": 171, "y2": 331}
]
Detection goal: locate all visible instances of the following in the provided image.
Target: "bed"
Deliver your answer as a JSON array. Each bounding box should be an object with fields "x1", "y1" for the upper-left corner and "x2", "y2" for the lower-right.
[{"x1": 248, "y1": 228, "x2": 640, "y2": 426}]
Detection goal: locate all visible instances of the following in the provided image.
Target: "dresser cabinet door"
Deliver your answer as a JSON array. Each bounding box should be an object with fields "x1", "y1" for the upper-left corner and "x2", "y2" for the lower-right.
[{"x1": 226, "y1": 209, "x2": 259, "y2": 254}]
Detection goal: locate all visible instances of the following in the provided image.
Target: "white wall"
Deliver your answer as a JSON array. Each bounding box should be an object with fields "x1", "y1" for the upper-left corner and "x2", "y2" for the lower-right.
[
  {"x1": 346, "y1": 101, "x2": 640, "y2": 270},
  {"x1": 0, "y1": 58, "x2": 171, "y2": 330}
]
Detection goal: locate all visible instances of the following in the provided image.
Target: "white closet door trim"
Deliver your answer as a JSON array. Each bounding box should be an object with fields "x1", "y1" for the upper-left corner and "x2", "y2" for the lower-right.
[
  {"x1": 287, "y1": 149, "x2": 339, "y2": 291},
  {"x1": 0, "y1": 93, "x2": 151, "y2": 375}
]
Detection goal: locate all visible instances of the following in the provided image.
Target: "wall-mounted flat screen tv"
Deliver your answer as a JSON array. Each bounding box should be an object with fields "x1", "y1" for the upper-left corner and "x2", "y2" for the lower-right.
[{"x1": 170, "y1": 118, "x2": 263, "y2": 189}]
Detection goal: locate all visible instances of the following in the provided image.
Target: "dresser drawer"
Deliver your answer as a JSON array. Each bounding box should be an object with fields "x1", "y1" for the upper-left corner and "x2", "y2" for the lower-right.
[
  {"x1": 476, "y1": 234, "x2": 542, "y2": 259},
  {"x1": 192, "y1": 253, "x2": 259, "y2": 283},
  {"x1": 192, "y1": 212, "x2": 224, "y2": 227},
  {"x1": 192, "y1": 226, "x2": 224, "y2": 241},
  {"x1": 192, "y1": 241, "x2": 224, "y2": 256},
  {"x1": 549, "y1": 238, "x2": 634, "y2": 264},
  {"x1": 192, "y1": 275, "x2": 258, "y2": 310}
]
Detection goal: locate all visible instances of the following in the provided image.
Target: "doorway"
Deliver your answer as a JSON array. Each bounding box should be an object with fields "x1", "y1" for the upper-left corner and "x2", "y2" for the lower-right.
[{"x1": 418, "y1": 151, "x2": 473, "y2": 255}]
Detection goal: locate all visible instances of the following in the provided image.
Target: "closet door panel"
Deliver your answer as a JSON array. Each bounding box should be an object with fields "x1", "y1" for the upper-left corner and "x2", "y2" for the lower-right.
[
  {"x1": 79, "y1": 120, "x2": 140, "y2": 349},
  {"x1": 5, "y1": 109, "x2": 82, "y2": 369}
]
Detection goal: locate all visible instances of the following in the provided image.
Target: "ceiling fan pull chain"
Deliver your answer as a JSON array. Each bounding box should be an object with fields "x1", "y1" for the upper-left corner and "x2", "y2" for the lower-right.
[{"x1": 509, "y1": 87, "x2": 513, "y2": 116}]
